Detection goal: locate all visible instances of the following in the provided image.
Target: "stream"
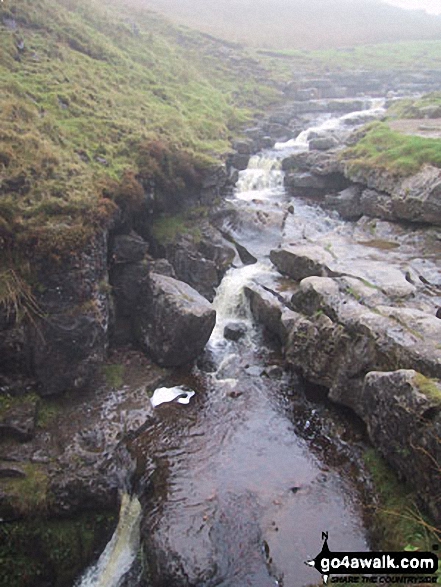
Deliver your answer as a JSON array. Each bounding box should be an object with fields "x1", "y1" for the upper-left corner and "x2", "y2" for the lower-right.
[{"x1": 79, "y1": 99, "x2": 388, "y2": 587}]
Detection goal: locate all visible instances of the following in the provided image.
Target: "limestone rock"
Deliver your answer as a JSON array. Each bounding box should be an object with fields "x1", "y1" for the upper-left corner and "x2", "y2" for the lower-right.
[
  {"x1": 270, "y1": 245, "x2": 335, "y2": 281},
  {"x1": 343, "y1": 163, "x2": 441, "y2": 227},
  {"x1": 325, "y1": 185, "x2": 363, "y2": 220},
  {"x1": 0, "y1": 396, "x2": 38, "y2": 442},
  {"x1": 223, "y1": 322, "x2": 247, "y2": 341},
  {"x1": 361, "y1": 370, "x2": 441, "y2": 524},
  {"x1": 112, "y1": 233, "x2": 149, "y2": 264},
  {"x1": 136, "y1": 273, "x2": 216, "y2": 367}
]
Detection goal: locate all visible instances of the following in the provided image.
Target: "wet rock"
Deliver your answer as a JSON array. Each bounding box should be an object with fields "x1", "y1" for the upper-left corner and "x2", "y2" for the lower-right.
[
  {"x1": 0, "y1": 396, "x2": 38, "y2": 442},
  {"x1": 282, "y1": 149, "x2": 342, "y2": 175},
  {"x1": 224, "y1": 321, "x2": 247, "y2": 341},
  {"x1": 264, "y1": 365, "x2": 284, "y2": 379},
  {"x1": 270, "y1": 245, "x2": 335, "y2": 281},
  {"x1": 282, "y1": 149, "x2": 353, "y2": 197},
  {"x1": 284, "y1": 275, "x2": 441, "y2": 388},
  {"x1": 148, "y1": 258, "x2": 176, "y2": 278},
  {"x1": 0, "y1": 464, "x2": 26, "y2": 479},
  {"x1": 32, "y1": 311, "x2": 108, "y2": 397},
  {"x1": 342, "y1": 162, "x2": 441, "y2": 226},
  {"x1": 324, "y1": 185, "x2": 363, "y2": 220},
  {"x1": 245, "y1": 365, "x2": 263, "y2": 377},
  {"x1": 290, "y1": 276, "x2": 341, "y2": 321},
  {"x1": 245, "y1": 284, "x2": 286, "y2": 343},
  {"x1": 228, "y1": 390, "x2": 243, "y2": 399},
  {"x1": 360, "y1": 188, "x2": 395, "y2": 220},
  {"x1": 232, "y1": 139, "x2": 253, "y2": 155},
  {"x1": 360, "y1": 370, "x2": 441, "y2": 524},
  {"x1": 154, "y1": 224, "x2": 235, "y2": 301},
  {"x1": 136, "y1": 273, "x2": 216, "y2": 367},
  {"x1": 228, "y1": 152, "x2": 250, "y2": 171},
  {"x1": 112, "y1": 233, "x2": 149, "y2": 264},
  {"x1": 165, "y1": 246, "x2": 220, "y2": 301},
  {"x1": 285, "y1": 171, "x2": 331, "y2": 193},
  {"x1": 29, "y1": 230, "x2": 111, "y2": 396},
  {"x1": 235, "y1": 242, "x2": 257, "y2": 265},
  {"x1": 309, "y1": 136, "x2": 339, "y2": 151}
]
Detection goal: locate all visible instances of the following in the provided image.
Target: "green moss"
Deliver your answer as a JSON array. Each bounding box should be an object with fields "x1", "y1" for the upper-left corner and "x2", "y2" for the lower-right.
[
  {"x1": 3, "y1": 463, "x2": 50, "y2": 516},
  {"x1": 342, "y1": 122, "x2": 441, "y2": 177},
  {"x1": 413, "y1": 373, "x2": 441, "y2": 405},
  {"x1": 36, "y1": 399, "x2": 61, "y2": 429},
  {"x1": 0, "y1": 392, "x2": 38, "y2": 418},
  {"x1": 102, "y1": 363, "x2": 125, "y2": 388},
  {"x1": 0, "y1": 511, "x2": 116, "y2": 587},
  {"x1": 151, "y1": 212, "x2": 203, "y2": 245},
  {"x1": 363, "y1": 448, "x2": 439, "y2": 552}
]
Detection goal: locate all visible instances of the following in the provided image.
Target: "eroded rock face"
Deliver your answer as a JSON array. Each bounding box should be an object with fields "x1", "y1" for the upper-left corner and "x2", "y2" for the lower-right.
[
  {"x1": 151, "y1": 223, "x2": 236, "y2": 302},
  {"x1": 136, "y1": 273, "x2": 216, "y2": 367},
  {"x1": 342, "y1": 163, "x2": 441, "y2": 227},
  {"x1": 361, "y1": 370, "x2": 441, "y2": 523}
]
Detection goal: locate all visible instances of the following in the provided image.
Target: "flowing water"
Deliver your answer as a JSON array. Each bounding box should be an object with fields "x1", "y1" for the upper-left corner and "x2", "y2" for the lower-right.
[
  {"x1": 82, "y1": 100, "x2": 387, "y2": 587},
  {"x1": 76, "y1": 493, "x2": 142, "y2": 587}
]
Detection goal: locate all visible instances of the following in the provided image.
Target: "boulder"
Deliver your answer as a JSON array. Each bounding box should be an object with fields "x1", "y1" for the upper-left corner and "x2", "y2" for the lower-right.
[
  {"x1": 270, "y1": 245, "x2": 335, "y2": 281},
  {"x1": 342, "y1": 162, "x2": 441, "y2": 227},
  {"x1": 228, "y1": 152, "x2": 250, "y2": 171},
  {"x1": 136, "y1": 273, "x2": 216, "y2": 367},
  {"x1": 152, "y1": 224, "x2": 235, "y2": 301},
  {"x1": 245, "y1": 283, "x2": 296, "y2": 345},
  {"x1": 324, "y1": 185, "x2": 363, "y2": 220},
  {"x1": 0, "y1": 395, "x2": 38, "y2": 442},
  {"x1": 223, "y1": 321, "x2": 247, "y2": 341},
  {"x1": 360, "y1": 370, "x2": 441, "y2": 524},
  {"x1": 32, "y1": 311, "x2": 108, "y2": 397},
  {"x1": 360, "y1": 189, "x2": 395, "y2": 221},
  {"x1": 309, "y1": 136, "x2": 339, "y2": 151},
  {"x1": 111, "y1": 232, "x2": 149, "y2": 264},
  {"x1": 283, "y1": 150, "x2": 349, "y2": 197}
]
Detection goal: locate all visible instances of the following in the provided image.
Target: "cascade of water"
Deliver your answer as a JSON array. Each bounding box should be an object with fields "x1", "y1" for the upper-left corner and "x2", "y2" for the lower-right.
[
  {"x1": 235, "y1": 154, "x2": 284, "y2": 194},
  {"x1": 210, "y1": 263, "x2": 271, "y2": 343},
  {"x1": 75, "y1": 493, "x2": 142, "y2": 587}
]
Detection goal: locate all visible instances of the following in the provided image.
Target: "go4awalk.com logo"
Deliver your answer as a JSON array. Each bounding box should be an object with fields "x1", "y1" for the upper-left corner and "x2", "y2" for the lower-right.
[{"x1": 305, "y1": 533, "x2": 439, "y2": 584}]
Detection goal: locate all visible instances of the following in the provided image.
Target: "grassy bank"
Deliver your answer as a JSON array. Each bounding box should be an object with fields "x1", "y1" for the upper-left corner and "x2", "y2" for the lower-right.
[
  {"x1": 0, "y1": 0, "x2": 280, "y2": 260},
  {"x1": 341, "y1": 121, "x2": 441, "y2": 177}
]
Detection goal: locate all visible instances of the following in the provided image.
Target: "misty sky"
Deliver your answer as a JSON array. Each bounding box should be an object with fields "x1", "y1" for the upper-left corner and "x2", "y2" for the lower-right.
[{"x1": 383, "y1": 0, "x2": 441, "y2": 14}]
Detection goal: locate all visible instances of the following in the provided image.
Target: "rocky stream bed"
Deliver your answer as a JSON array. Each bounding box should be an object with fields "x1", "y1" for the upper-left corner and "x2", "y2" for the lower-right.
[{"x1": 1, "y1": 97, "x2": 440, "y2": 587}]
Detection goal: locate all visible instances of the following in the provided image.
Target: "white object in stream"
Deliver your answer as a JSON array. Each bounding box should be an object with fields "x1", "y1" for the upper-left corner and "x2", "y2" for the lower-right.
[
  {"x1": 75, "y1": 492, "x2": 141, "y2": 587},
  {"x1": 150, "y1": 386, "x2": 195, "y2": 407}
]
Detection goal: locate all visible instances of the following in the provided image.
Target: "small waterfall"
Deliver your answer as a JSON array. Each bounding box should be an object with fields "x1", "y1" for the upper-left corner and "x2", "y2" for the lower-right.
[
  {"x1": 275, "y1": 98, "x2": 386, "y2": 152},
  {"x1": 210, "y1": 263, "x2": 271, "y2": 343},
  {"x1": 235, "y1": 154, "x2": 284, "y2": 195},
  {"x1": 76, "y1": 493, "x2": 142, "y2": 587}
]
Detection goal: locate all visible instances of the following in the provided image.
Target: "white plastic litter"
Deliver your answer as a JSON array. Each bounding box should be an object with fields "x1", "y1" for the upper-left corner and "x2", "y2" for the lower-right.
[{"x1": 150, "y1": 386, "x2": 195, "y2": 407}]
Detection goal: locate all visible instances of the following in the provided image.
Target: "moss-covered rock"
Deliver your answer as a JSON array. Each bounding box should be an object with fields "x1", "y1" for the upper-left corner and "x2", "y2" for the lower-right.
[{"x1": 0, "y1": 511, "x2": 116, "y2": 587}]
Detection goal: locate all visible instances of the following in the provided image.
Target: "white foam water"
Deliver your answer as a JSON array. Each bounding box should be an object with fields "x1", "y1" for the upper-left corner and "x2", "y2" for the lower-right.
[{"x1": 75, "y1": 493, "x2": 141, "y2": 587}]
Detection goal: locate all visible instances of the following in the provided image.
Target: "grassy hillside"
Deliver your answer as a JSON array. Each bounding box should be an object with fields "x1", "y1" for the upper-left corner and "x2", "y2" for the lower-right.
[
  {"x1": 260, "y1": 39, "x2": 441, "y2": 75},
  {"x1": 138, "y1": 0, "x2": 441, "y2": 50},
  {"x1": 342, "y1": 93, "x2": 441, "y2": 177},
  {"x1": 342, "y1": 121, "x2": 441, "y2": 177},
  {"x1": 0, "y1": 0, "x2": 280, "y2": 261}
]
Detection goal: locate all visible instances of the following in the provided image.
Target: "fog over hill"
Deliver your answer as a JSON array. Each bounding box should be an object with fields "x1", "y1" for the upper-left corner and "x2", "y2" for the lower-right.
[{"x1": 132, "y1": 0, "x2": 441, "y2": 49}]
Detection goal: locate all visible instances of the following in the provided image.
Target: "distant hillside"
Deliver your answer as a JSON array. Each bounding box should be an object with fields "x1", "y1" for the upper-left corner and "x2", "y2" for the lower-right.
[{"x1": 138, "y1": 0, "x2": 441, "y2": 50}]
